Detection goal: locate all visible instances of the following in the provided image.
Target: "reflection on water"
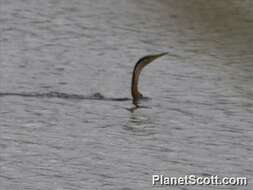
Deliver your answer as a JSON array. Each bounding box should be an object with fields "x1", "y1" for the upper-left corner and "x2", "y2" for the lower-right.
[
  {"x1": 124, "y1": 110, "x2": 158, "y2": 136},
  {"x1": 0, "y1": 0, "x2": 253, "y2": 189}
]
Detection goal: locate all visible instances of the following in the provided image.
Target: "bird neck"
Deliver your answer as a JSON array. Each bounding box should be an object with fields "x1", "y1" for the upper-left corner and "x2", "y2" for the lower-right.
[{"x1": 131, "y1": 64, "x2": 143, "y2": 102}]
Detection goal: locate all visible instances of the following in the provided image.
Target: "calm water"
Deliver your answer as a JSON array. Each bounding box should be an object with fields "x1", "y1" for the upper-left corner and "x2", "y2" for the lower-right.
[{"x1": 0, "y1": 0, "x2": 253, "y2": 189}]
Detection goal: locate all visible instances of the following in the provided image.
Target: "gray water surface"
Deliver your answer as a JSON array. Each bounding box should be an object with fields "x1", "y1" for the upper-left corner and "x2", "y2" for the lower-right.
[{"x1": 0, "y1": 0, "x2": 253, "y2": 189}]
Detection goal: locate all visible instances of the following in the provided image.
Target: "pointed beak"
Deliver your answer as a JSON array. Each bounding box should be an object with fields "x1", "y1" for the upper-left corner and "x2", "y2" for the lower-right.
[{"x1": 150, "y1": 52, "x2": 168, "y2": 61}]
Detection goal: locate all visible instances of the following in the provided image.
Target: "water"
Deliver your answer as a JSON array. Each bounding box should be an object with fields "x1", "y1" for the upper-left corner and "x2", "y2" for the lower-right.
[{"x1": 0, "y1": 0, "x2": 253, "y2": 189}]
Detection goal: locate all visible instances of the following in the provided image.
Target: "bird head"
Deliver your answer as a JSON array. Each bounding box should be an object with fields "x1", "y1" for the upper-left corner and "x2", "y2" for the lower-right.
[{"x1": 141, "y1": 52, "x2": 168, "y2": 66}]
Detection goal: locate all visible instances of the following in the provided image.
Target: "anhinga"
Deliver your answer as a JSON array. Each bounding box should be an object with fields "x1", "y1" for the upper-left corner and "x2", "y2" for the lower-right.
[
  {"x1": 0, "y1": 53, "x2": 167, "y2": 108},
  {"x1": 131, "y1": 52, "x2": 167, "y2": 106}
]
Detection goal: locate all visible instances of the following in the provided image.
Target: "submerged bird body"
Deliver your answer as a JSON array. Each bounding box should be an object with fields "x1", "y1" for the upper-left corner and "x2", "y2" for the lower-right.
[
  {"x1": 0, "y1": 53, "x2": 167, "y2": 109},
  {"x1": 131, "y1": 53, "x2": 167, "y2": 106}
]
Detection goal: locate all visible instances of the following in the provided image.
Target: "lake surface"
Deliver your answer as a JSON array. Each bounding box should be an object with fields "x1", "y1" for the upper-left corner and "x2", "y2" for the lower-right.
[{"x1": 0, "y1": 0, "x2": 252, "y2": 189}]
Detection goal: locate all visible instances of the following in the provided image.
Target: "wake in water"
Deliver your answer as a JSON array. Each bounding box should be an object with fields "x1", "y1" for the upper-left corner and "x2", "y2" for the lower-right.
[
  {"x1": 0, "y1": 53, "x2": 167, "y2": 107},
  {"x1": 0, "y1": 91, "x2": 130, "y2": 101}
]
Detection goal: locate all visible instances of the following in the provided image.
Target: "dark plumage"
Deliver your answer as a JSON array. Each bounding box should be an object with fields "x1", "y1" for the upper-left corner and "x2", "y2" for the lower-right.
[{"x1": 131, "y1": 52, "x2": 167, "y2": 106}]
